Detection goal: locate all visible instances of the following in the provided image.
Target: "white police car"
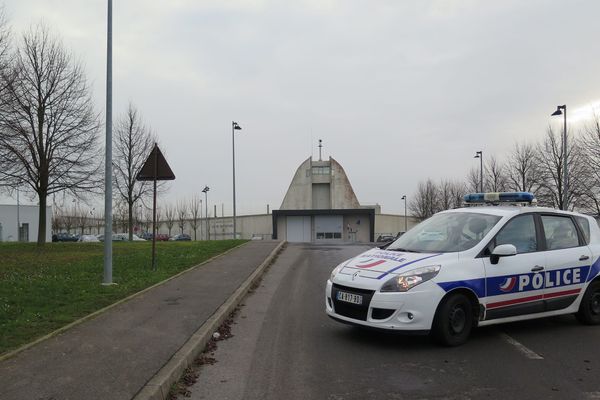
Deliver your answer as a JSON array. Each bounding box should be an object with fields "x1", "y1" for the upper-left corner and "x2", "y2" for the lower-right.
[{"x1": 326, "y1": 192, "x2": 600, "y2": 346}]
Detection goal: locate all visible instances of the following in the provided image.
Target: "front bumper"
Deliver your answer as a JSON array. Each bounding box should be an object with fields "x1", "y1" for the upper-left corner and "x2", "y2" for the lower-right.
[{"x1": 325, "y1": 279, "x2": 445, "y2": 331}]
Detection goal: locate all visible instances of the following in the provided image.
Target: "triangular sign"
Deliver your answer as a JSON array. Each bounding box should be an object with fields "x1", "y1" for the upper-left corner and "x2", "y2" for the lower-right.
[{"x1": 136, "y1": 144, "x2": 176, "y2": 181}]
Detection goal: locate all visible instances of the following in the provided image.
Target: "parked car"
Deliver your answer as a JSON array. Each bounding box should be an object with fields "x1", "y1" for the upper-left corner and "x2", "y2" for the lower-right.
[
  {"x1": 112, "y1": 233, "x2": 146, "y2": 241},
  {"x1": 327, "y1": 191, "x2": 600, "y2": 346},
  {"x1": 97, "y1": 233, "x2": 127, "y2": 242},
  {"x1": 52, "y1": 232, "x2": 78, "y2": 242},
  {"x1": 140, "y1": 232, "x2": 154, "y2": 241},
  {"x1": 78, "y1": 234, "x2": 100, "y2": 242},
  {"x1": 156, "y1": 233, "x2": 170, "y2": 241},
  {"x1": 131, "y1": 234, "x2": 146, "y2": 241},
  {"x1": 375, "y1": 234, "x2": 396, "y2": 243},
  {"x1": 170, "y1": 233, "x2": 191, "y2": 241}
]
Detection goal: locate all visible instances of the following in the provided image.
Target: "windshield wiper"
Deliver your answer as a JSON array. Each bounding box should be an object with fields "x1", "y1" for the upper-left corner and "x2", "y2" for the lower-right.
[{"x1": 387, "y1": 248, "x2": 420, "y2": 253}]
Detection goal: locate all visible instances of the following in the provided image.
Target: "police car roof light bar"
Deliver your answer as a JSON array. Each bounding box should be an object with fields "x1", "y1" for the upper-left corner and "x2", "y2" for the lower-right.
[{"x1": 463, "y1": 192, "x2": 536, "y2": 205}]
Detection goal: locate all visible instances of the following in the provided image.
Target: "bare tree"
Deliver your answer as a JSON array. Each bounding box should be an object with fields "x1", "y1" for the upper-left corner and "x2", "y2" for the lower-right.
[
  {"x1": 437, "y1": 180, "x2": 453, "y2": 211},
  {"x1": 448, "y1": 180, "x2": 467, "y2": 209},
  {"x1": 505, "y1": 141, "x2": 540, "y2": 193},
  {"x1": 177, "y1": 200, "x2": 187, "y2": 235},
  {"x1": 189, "y1": 195, "x2": 202, "y2": 240},
  {"x1": 0, "y1": 24, "x2": 100, "y2": 245},
  {"x1": 485, "y1": 156, "x2": 508, "y2": 192},
  {"x1": 113, "y1": 103, "x2": 155, "y2": 240},
  {"x1": 465, "y1": 167, "x2": 480, "y2": 193},
  {"x1": 77, "y1": 206, "x2": 89, "y2": 235},
  {"x1": 409, "y1": 179, "x2": 439, "y2": 220},
  {"x1": 535, "y1": 126, "x2": 587, "y2": 210},
  {"x1": 142, "y1": 206, "x2": 152, "y2": 233},
  {"x1": 114, "y1": 200, "x2": 128, "y2": 233},
  {"x1": 62, "y1": 205, "x2": 77, "y2": 234},
  {"x1": 51, "y1": 208, "x2": 62, "y2": 233},
  {"x1": 579, "y1": 113, "x2": 600, "y2": 214},
  {"x1": 0, "y1": 7, "x2": 12, "y2": 147},
  {"x1": 165, "y1": 204, "x2": 175, "y2": 236}
]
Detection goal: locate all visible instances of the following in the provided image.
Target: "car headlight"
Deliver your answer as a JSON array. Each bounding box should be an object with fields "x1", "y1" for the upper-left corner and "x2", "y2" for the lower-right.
[
  {"x1": 380, "y1": 265, "x2": 441, "y2": 292},
  {"x1": 330, "y1": 262, "x2": 345, "y2": 281}
]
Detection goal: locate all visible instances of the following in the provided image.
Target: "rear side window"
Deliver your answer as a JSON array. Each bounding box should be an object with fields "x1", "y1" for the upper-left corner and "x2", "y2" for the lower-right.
[
  {"x1": 575, "y1": 216, "x2": 590, "y2": 244},
  {"x1": 495, "y1": 214, "x2": 537, "y2": 254},
  {"x1": 541, "y1": 215, "x2": 580, "y2": 250}
]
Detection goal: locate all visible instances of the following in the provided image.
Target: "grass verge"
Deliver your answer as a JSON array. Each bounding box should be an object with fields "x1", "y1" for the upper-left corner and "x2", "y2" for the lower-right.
[{"x1": 0, "y1": 240, "x2": 246, "y2": 356}]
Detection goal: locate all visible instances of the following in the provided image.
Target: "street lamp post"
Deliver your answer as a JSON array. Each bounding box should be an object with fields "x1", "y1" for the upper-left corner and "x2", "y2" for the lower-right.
[
  {"x1": 16, "y1": 184, "x2": 20, "y2": 242},
  {"x1": 232, "y1": 121, "x2": 242, "y2": 239},
  {"x1": 551, "y1": 105, "x2": 568, "y2": 210},
  {"x1": 474, "y1": 151, "x2": 483, "y2": 192},
  {"x1": 202, "y1": 186, "x2": 210, "y2": 240},
  {"x1": 401, "y1": 195, "x2": 407, "y2": 232},
  {"x1": 103, "y1": 0, "x2": 113, "y2": 285}
]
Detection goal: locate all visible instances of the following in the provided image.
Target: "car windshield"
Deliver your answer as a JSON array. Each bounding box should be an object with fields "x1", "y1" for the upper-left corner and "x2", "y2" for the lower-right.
[{"x1": 387, "y1": 212, "x2": 502, "y2": 253}]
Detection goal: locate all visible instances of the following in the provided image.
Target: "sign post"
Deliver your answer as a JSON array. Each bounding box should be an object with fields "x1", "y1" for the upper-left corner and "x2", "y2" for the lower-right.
[{"x1": 136, "y1": 144, "x2": 175, "y2": 269}]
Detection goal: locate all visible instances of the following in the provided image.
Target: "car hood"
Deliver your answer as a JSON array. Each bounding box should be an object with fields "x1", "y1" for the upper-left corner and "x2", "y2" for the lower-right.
[{"x1": 336, "y1": 248, "x2": 446, "y2": 281}]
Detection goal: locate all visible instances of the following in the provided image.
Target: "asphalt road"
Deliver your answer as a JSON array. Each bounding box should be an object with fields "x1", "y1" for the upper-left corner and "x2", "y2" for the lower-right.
[{"x1": 186, "y1": 243, "x2": 600, "y2": 400}]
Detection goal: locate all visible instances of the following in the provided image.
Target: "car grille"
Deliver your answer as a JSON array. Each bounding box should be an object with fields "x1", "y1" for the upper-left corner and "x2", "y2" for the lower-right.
[{"x1": 332, "y1": 283, "x2": 375, "y2": 321}]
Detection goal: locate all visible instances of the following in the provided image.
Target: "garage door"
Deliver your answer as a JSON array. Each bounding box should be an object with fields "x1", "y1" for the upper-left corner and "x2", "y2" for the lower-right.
[
  {"x1": 286, "y1": 216, "x2": 312, "y2": 242},
  {"x1": 315, "y1": 215, "x2": 343, "y2": 240}
]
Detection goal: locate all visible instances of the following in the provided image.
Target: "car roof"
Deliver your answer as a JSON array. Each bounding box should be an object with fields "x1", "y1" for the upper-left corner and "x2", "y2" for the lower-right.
[{"x1": 442, "y1": 205, "x2": 589, "y2": 218}]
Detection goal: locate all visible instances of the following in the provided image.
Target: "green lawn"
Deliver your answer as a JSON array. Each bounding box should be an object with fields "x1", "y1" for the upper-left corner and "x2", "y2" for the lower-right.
[{"x1": 0, "y1": 240, "x2": 246, "y2": 356}]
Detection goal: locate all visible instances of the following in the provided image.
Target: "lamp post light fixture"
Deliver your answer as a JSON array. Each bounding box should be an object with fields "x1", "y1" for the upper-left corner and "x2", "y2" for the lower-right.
[
  {"x1": 401, "y1": 195, "x2": 407, "y2": 232},
  {"x1": 474, "y1": 151, "x2": 483, "y2": 193},
  {"x1": 202, "y1": 185, "x2": 210, "y2": 240},
  {"x1": 551, "y1": 105, "x2": 568, "y2": 210},
  {"x1": 232, "y1": 121, "x2": 242, "y2": 239}
]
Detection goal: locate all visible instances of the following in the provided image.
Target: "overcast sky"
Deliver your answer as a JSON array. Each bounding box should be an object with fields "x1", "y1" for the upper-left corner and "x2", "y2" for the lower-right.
[{"x1": 4, "y1": 0, "x2": 600, "y2": 215}]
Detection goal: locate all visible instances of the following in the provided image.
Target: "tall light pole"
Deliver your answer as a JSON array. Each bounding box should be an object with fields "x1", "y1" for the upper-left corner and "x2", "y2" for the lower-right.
[
  {"x1": 202, "y1": 186, "x2": 209, "y2": 240},
  {"x1": 103, "y1": 0, "x2": 113, "y2": 285},
  {"x1": 401, "y1": 195, "x2": 407, "y2": 232},
  {"x1": 551, "y1": 105, "x2": 568, "y2": 210},
  {"x1": 232, "y1": 121, "x2": 242, "y2": 239},
  {"x1": 474, "y1": 151, "x2": 483, "y2": 193}
]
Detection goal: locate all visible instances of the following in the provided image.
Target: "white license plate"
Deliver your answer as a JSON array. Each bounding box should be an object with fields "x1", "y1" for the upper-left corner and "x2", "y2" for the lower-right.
[{"x1": 336, "y1": 291, "x2": 363, "y2": 305}]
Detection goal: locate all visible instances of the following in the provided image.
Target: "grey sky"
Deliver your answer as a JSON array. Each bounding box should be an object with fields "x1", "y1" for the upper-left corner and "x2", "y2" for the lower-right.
[{"x1": 4, "y1": 0, "x2": 600, "y2": 215}]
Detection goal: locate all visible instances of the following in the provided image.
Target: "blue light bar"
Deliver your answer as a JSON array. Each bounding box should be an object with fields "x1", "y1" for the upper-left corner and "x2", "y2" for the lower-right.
[{"x1": 464, "y1": 192, "x2": 535, "y2": 203}]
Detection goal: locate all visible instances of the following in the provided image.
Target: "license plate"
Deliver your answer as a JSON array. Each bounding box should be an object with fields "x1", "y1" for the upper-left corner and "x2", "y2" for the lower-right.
[{"x1": 336, "y1": 291, "x2": 363, "y2": 305}]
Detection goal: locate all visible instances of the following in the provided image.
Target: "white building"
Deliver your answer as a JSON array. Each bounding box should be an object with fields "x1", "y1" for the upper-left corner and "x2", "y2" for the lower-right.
[
  {"x1": 273, "y1": 157, "x2": 376, "y2": 242},
  {"x1": 0, "y1": 204, "x2": 52, "y2": 242}
]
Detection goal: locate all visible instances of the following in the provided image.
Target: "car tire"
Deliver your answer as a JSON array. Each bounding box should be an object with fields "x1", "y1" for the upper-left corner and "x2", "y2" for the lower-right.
[
  {"x1": 432, "y1": 293, "x2": 473, "y2": 346},
  {"x1": 576, "y1": 281, "x2": 600, "y2": 325}
]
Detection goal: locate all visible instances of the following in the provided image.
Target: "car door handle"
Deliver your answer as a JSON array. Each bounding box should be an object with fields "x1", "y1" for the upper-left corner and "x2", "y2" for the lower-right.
[
  {"x1": 531, "y1": 265, "x2": 544, "y2": 272},
  {"x1": 580, "y1": 255, "x2": 590, "y2": 261}
]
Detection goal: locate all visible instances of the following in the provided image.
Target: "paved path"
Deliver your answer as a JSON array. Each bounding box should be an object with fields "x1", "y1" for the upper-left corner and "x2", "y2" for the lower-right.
[{"x1": 0, "y1": 240, "x2": 281, "y2": 400}]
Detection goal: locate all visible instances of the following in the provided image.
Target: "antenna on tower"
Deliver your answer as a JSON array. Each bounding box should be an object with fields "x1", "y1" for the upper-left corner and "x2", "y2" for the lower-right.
[{"x1": 318, "y1": 139, "x2": 323, "y2": 161}]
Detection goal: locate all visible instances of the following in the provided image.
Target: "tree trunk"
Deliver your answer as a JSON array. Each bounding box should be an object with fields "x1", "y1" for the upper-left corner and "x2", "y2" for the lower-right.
[
  {"x1": 128, "y1": 201, "x2": 133, "y2": 241},
  {"x1": 37, "y1": 192, "x2": 47, "y2": 245}
]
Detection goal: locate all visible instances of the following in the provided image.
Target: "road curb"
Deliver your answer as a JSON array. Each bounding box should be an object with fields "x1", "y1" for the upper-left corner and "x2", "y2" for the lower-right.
[
  {"x1": 132, "y1": 240, "x2": 287, "y2": 400},
  {"x1": 0, "y1": 241, "x2": 250, "y2": 363}
]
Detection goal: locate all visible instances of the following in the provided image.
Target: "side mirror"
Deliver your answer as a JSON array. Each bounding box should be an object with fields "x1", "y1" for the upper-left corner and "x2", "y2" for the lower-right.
[{"x1": 490, "y1": 244, "x2": 517, "y2": 265}]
